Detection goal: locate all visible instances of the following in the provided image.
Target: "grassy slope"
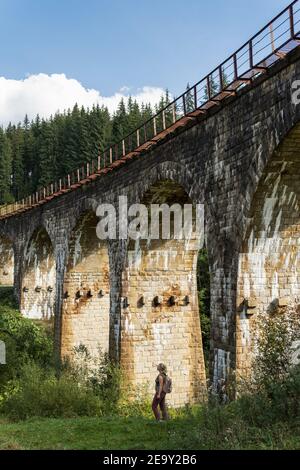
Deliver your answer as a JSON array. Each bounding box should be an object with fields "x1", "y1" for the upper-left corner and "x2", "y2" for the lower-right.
[{"x1": 0, "y1": 414, "x2": 299, "y2": 450}]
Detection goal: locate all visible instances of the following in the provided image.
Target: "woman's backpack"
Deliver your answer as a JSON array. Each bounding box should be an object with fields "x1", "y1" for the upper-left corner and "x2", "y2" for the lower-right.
[{"x1": 163, "y1": 375, "x2": 172, "y2": 394}]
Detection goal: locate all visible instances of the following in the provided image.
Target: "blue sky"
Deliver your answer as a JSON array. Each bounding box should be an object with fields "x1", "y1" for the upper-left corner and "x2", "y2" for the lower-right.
[{"x1": 0, "y1": 0, "x2": 292, "y2": 124}]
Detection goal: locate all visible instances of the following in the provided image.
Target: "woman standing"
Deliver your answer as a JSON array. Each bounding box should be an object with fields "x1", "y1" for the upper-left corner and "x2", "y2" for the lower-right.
[{"x1": 152, "y1": 363, "x2": 169, "y2": 421}]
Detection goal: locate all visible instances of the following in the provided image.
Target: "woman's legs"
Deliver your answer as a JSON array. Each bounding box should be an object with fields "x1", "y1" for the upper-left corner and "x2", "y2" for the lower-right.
[
  {"x1": 159, "y1": 393, "x2": 169, "y2": 420},
  {"x1": 152, "y1": 394, "x2": 161, "y2": 420},
  {"x1": 152, "y1": 392, "x2": 169, "y2": 421}
]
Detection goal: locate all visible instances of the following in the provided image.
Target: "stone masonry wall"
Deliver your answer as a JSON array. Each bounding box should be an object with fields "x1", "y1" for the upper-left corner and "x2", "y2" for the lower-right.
[
  {"x1": 21, "y1": 228, "x2": 56, "y2": 320},
  {"x1": 236, "y1": 123, "x2": 300, "y2": 378},
  {"x1": 0, "y1": 237, "x2": 14, "y2": 286},
  {"x1": 122, "y1": 237, "x2": 206, "y2": 407},
  {"x1": 1, "y1": 47, "x2": 300, "y2": 401},
  {"x1": 61, "y1": 212, "x2": 110, "y2": 358}
]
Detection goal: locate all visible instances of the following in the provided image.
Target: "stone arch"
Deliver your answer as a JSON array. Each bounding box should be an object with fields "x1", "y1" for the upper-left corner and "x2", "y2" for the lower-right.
[
  {"x1": 121, "y1": 179, "x2": 207, "y2": 407},
  {"x1": 236, "y1": 122, "x2": 300, "y2": 379},
  {"x1": 126, "y1": 160, "x2": 201, "y2": 207},
  {"x1": 0, "y1": 235, "x2": 14, "y2": 286},
  {"x1": 21, "y1": 227, "x2": 56, "y2": 320},
  {"x1": 61, "y1": 211, "x2": 110, "y2": 358}
]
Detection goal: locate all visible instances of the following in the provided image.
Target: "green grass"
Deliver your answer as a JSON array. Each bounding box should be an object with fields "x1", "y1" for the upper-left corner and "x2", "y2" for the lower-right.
[
  {"x1": 0, "y1": 286, "x2": 299, "y2": 451},
  {"x1": 0, "y1": 412, "x2": 299, "y2": 450}
]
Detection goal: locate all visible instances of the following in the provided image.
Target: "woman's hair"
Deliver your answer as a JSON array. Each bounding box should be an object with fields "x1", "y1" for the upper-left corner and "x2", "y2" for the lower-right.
[{"x1": 157, "y1": 363, "x2": 167, "y2": 373}]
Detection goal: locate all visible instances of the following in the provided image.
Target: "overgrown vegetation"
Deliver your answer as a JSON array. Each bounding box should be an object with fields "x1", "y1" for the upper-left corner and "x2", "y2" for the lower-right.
[
  {"x1": 0, "y1": 286, "x2": 300, "y2": 449},
  {"x1": 0, "y1": 365, "x2": 299, "y2": 449},
  {"x1": 0, "y1": 287, "x2": 53, "y2": 390},
  {"x1": 235, "y1": 302, "x2": 300, "y2": 428}
]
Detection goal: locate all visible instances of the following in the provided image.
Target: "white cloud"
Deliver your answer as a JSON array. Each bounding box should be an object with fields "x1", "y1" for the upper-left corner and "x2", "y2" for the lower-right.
[{"x1": 0, "y1": 73, "x2": 165, "y2": 127}]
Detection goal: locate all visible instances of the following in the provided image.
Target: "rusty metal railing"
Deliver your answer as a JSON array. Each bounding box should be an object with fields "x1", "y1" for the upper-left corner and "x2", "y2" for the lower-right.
[{"x1": 1, "y1": 0, "x2": 300, "y2": 219}]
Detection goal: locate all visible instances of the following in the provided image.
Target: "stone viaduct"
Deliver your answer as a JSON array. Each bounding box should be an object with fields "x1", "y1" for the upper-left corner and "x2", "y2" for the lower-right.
[{"x1": 1, "y1": 8, "x2": 300, "y2": 406}]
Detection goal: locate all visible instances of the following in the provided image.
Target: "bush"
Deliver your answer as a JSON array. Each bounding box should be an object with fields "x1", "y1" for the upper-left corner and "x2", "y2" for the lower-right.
[
  {"x1": 63, "y1": 345, "x2": 152, "y2": 417},
  {"x1": 0, "y1": 303, "x2": 53, "y2": 389},
  {"x1": 236, "y1": 364, "x2": 300, "y2": 428},
  {"x1": 253, "y1": 306, "x2": 300, "y2": 386},
  {"x1": 1, "y1": 362, "x2": 102, "y2": 420}
]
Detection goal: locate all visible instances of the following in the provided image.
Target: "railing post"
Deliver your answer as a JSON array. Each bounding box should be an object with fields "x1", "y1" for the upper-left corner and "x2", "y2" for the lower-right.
[
  {"x1": 194, "y1": 86, "x2": 197, "y2": 109},
  {"x1": 290, "y1": 4, "x2": 295, "y2": 38},
  {"x1": 98, "y1": 155, "x2": 101, "y2": 170},
  {"x1": 172, "y1": 103, "x2": 176, "y2": 123},
  {"x1": 270, "y1": 24, "x2": 275, "y2": 53},
  {"x1": 233, "y1": 53, "x2": 238, "y2": 81},
  {"x1": 249, "y1": 39, "x2": 254, "y2": 68},
  {"x1": 137, "y1": 129, "x2": 140, "y2": 147},
  {"x1": 182, "y1": 95, "x2": 187, "y2": 115},
  {"x1": 207, "y1": 76, "x2": 211, "y2": 100},
  {"x1": 162, "y1": 110, "x2": 166, "y2": 130},
  {"x1": 219, "y1": 65, "x2": 223, "y2": 91},
  {"x1": 109, "y1": 148, "x2": 113, "y2": 164}
]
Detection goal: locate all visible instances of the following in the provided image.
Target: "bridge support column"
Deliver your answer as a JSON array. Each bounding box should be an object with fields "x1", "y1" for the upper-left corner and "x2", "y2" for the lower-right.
[
  {"x1": 208, "y1": 236, "x2": 239, "y2": 393},
  {"x1": 60, "y1": 212, "x2": 110, "y2": 360},
  {"x1": 54, "y1": 246, "x2": 67, "y2": 363},
  {"x1": 0, "y1": 237, "x2": 14, "y2": 287},
  {"x1": 13, "y1": 241, "x2": 24, "y2": 308},
  {"x1": 108, "y1": 240, "x2": 127, "y2": 364}
]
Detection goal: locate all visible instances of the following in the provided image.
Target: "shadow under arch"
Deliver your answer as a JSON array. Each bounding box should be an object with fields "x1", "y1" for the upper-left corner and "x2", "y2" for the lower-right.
[
  {"x1": 236, "y1": 121, "x2": 300, "y2": 379},
  {"x1": 129, "y1": 160, "x2": 202, "y2": 207},
  {"x1": 121, "y1": 179, "x2": 207, "y2": 407},
  {"x1": 61, "y1": 211, "x2": 110, "y2": 359},
  {"x1": 0, "y1": 235, "x2": 14, "y2": 286},
  {"x1": 21, "y1": 226, "x2": 56, "y2": 321}
]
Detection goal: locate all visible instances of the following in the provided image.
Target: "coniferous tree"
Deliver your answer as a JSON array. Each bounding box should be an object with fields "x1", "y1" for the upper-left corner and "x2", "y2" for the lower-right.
[
  {"x1": 0, "y1": 128, "x2": 13, "y2": 204},
  {"x1": 185, "y1": 83, "x2": 195, "y2": 113},
  {"x1": 111, "y1": 99, "x2": 128, "y2": 145},
  {"x1": 62, "y1": 106, "x2": 80, "y2": 173},
  {"x1": 38, "y1": 118, "x2": 58, "y2": 187},
  {"x1": 22, "y1": 115, "x2": 35, "y2": 195},
  {"x1": 1, "y1": 96, "x2": 162, "y2": 201},
  {"x1": 10, "y1": 124, "x2": 25, "y2": 200}
]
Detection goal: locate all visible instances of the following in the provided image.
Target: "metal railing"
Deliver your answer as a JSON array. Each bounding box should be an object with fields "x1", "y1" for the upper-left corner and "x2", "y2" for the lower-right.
[{"x1": 1, "y1": 0, "x2": 300, "y2": 219}]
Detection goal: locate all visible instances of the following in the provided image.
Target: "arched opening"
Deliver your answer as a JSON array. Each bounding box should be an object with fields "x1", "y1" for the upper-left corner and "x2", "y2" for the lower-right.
[
  {"x1": 61, "y1": 212, "x2": 110, "y2": 358},
  {"x1": 0, "y1": 236, "x2": 14, "y2": 286},
  {"x1": 197, "y1": 248, "x2": 211, "y2": 371},
  {"x1": 21, "y1": 228, "x2": 56, "y2": 320},
  {"x1": 121, "y1": 180, "x2": 207, "y2": 407},
  {"x1": 236, "y1": 123, "x2": 300, "y2": 379}
]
